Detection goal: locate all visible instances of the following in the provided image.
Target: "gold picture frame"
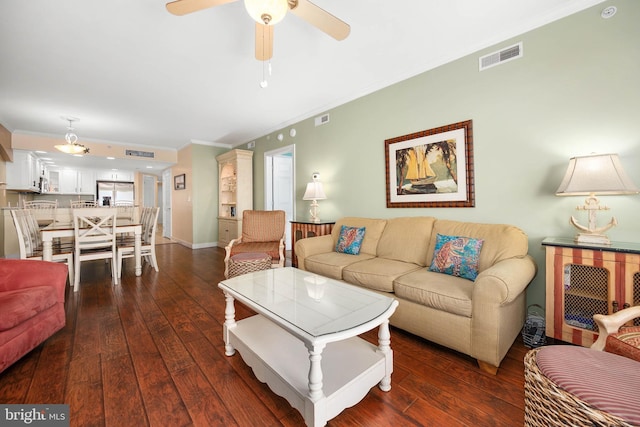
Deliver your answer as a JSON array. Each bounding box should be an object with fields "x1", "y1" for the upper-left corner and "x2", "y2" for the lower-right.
[{"x1": 385, "y1": 120, "x2": 474, "y2": 208}]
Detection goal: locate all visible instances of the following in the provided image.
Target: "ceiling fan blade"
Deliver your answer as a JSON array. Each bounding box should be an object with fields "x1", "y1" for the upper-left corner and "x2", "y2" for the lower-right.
[
  {"x1": 255, "y1": 23, "x2": 274, "y2": 61},
  {"x1": 289, "y1": 0, "x2": 350, "y2": 41},
  {"x1": 166, "y1": 0, "x2": 237, "y2": 16}
]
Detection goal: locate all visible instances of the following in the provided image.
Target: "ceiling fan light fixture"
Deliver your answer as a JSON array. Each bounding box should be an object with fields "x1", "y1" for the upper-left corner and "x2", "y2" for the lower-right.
[{"x1": 244, "y1": 0, "x2": 288, "y2": 25}]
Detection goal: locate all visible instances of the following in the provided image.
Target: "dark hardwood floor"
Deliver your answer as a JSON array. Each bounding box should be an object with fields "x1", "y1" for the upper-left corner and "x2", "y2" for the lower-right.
[{"x1": 0, "y1": 244, "x2": 529, "y2": 426}]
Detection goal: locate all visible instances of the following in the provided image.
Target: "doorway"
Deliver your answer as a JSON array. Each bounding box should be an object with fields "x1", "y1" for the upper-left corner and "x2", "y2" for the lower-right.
[
  {"x1": 162, "y1": 169, "x2": 172, "y2": 239},
  {"x1": 264, "y1": 145, "x2": 295, "y2": 250}
]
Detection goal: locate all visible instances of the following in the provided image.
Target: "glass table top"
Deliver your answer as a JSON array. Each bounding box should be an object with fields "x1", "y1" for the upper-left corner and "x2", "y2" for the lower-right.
[{"x1": 219, "y1": 267, "x2": 396, "y2": 338}]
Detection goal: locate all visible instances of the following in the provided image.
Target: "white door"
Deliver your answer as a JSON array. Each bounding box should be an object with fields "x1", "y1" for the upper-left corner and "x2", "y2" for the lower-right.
[
  {"x1": 265, "y1": 145, "x2": 295, "y2": 250},
  {"x1": 162, "y1": 169, "x2": 172, "y2": 238}
]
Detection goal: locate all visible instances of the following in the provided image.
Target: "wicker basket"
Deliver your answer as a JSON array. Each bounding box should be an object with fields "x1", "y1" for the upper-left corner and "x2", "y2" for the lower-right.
[
  {"x1": 524, "y1": 348, "x2": 633, "y2": 427},
  {"x1": 227, "y1": 252, "x2": 272, "y2": 278}
]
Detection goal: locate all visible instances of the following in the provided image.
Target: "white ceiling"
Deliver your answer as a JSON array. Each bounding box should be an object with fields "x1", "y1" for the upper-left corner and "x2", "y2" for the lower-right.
[{"x1": 0, "y1": 0, "x2": 605, "y2": 171}]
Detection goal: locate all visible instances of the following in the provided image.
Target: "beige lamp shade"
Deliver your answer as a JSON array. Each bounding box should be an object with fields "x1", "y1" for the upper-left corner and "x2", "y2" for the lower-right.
[
  {"x1": 556, "y1": 153, "x2": 639, "y2": 196},
  {"x1": 303, "y1": 181, "x2": 327, "y2": 201}
]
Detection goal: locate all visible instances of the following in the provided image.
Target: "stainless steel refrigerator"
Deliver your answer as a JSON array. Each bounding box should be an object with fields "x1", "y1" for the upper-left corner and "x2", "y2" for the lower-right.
[{"x1": 96, "y1": 181, "x2": 134, "y2": 206}]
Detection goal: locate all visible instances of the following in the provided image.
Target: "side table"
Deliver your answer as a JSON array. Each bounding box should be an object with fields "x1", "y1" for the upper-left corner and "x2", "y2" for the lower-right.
[{"x1": 290, "y1": 219, "x2": 335, "y2": 267}]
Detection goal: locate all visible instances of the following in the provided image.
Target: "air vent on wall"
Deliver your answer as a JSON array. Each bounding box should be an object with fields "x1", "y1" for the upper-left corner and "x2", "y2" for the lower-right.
[
  {"x1": 479, "y1": 42, "x2": 523, "y2": 71},
  {"x1": 125, "y1": 149, "x2": 155, "y2": 158},
  {"x1": 315, "y1": 113, "x2": 330, "y2": 127}
]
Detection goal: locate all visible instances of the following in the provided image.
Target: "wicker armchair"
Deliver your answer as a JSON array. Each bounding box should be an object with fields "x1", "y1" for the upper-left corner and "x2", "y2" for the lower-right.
[
  {"x1": 224, "y1": 210, "x2": 285, "y2": 278},
  {"x1": 524, "y1": 306, "x2": 640, "y2": 426},
  {"x1": 591, "y1": 305, "x2": 640, "y2": 360}
]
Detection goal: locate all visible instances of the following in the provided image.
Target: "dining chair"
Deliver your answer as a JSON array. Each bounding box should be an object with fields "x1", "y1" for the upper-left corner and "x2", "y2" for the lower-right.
[
  {"x1": 70, "y1": 200, "x2": 97, "y2": 208},
  {"x1": 117, "y1": 207, "x2": 160, "y2": 278},
  {"x1": 115, "y1": 201, "x2": 135, "y2": 223},
  {"x1": 72, "y1": 207, "x2": 118, "y2": 291},
  {"x1": 23, "y1": 200, "x2": 58, "y2": 227},
  {"x1": 10, "y1": 208, "x2": 74, "y2": 286}
]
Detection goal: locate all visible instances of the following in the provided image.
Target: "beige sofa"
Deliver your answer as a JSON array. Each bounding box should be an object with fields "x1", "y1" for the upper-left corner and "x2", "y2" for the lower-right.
[{"x1": 294, "y1": 216, "x2": 537, "y2": 374}]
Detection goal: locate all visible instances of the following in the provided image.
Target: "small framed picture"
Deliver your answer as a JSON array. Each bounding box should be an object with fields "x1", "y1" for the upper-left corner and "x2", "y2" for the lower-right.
[{"x1": 174, "y1": 174, "x2": 186, "y2": 190}]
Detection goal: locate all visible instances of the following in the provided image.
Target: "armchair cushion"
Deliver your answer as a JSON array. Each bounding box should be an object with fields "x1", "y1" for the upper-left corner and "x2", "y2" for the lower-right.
[
  {"x1": 229, "y1": 242, "x2": 282, "y2": 262},
  {"x1": 605, "y1": 326, "x2": 640, "y2": 362}
]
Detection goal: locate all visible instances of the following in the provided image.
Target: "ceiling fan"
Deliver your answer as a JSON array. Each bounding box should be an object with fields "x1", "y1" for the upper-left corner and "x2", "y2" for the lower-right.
[{"x1": 166, "y1": 0, "x2": 350, "y2": 61}]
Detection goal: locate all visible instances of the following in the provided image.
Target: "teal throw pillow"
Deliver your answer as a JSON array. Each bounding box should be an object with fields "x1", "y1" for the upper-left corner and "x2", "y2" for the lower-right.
[
  {"x1": 429, "y1": 233, "x2": 484, "y2": 281},
  {"x1": 335, "y1": 225, "x2": 366, "y2": 255}
]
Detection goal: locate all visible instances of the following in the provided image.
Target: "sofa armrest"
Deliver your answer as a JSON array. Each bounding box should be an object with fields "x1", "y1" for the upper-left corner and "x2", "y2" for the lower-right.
[
  {"x1": 294, "y1": 235, "x2": 334, "y2": 271},
  {"x1": 472, "y1": 255, "x2": 537, "y2": 305},
  {"x1": 0, "y1": 259, "x2": 68, "y2": 302}
]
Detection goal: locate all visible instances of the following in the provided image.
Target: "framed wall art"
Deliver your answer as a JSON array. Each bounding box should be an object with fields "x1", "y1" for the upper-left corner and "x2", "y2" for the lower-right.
[
  {"x1": 385, "y1": 120, "x2": 474, "y2": 208},
  {"x1": 174, "y1": 173, "x2": 186, "y2": 190}
]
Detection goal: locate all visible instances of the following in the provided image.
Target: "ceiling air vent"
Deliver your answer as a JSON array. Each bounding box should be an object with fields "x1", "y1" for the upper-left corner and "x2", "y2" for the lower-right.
[
  {"x1": 314, "y1": 113, "x2": 330, "y2": 127},
  {"x1": 479, "y1": 42, "x2": 523, "y2": 71},
  {"x1": 125, "y1": 149, "x2": 155, "y2": 158}
]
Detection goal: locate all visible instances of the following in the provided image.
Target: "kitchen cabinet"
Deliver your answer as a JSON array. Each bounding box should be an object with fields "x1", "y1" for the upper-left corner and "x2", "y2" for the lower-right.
[
  {"x1": 542, "y1": 237, "x2": 640, "y2": 347},
  {"x1": 96, "y1": 170, "x2": 134, "y2": 182},
  {"x1": 6, "y1": 150, "x2": 40, "y2": 192},
  {"x1": 50, "y1": 168, "x2": 95, "y2": 194},
  {"x1": 216, "y1": 149, "x2": 253, "y2": 248}
]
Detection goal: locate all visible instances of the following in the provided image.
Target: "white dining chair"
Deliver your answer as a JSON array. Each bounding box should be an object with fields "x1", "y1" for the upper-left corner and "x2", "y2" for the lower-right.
[
  {"x1": 72, "y1": 207, "x2": 118, "y2": 292},
  {"x1": 70, "y1": 200, "x2": 97, "y2": 208},
  {"x1": 10, "y1": 208, "x2": 74, "y2": 286},
  {"x1": 23, "y1": 200, "x2": 58, "y2": 228},
  {"x1": 117, "y1": 207, "x2": 160, "y2": 278}
]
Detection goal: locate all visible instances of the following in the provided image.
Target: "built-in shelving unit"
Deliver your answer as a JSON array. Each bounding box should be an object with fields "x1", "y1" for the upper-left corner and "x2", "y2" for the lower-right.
[{"x1": 216, "y1": 149, "x2": 253, "y2": 248}]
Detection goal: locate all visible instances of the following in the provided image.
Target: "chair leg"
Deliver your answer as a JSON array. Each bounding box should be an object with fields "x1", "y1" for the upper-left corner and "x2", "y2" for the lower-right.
[
  {"x1": 150, "y1": 249, "x2": 159, "y2": 272},
  {"x1": 74, "y1": 259, "x2": 81, "y2": 292},
  {"x1": 66, "y1": 258, "x2": 74, "y2": 287},
  {"x1": 111, "y1": 256, "x2": 118, "y2": 285},
  {"x1": 117, "y1": 252, "x2": 123, "y2": 278}
]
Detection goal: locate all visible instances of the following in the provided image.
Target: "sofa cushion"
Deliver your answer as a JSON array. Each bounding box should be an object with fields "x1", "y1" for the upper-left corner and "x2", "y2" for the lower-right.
[
  {"x1": 605, "y1": 326, "x2": 640, "y2": 362},
  {"x1": 330, "y1": 217, "x2": 387, "y2": 256},
  {"x1": 394, "y1": 269, "x2": 474, "y2": 317},
  {"x1": 335, "y1": 225, "x2": 366, "y2": 255},
  {"x1": 377, "y1": 217, "x2": 436, "y2": 266},
  {"x1": 426, "y1": 220, "x2": 528, "y2": 272},
  {"x1": 343, "y1": 258, "x2": 423, "y2": 292},
  {"x1": 0, "y1": 286, "x2": 58, "y2": 331},
  {"x1": 429, "y1": 234, "x2": 484, "y2": 281},
  {"x1": 304, "y1": 252, "x2": 376, "y2": 280}
]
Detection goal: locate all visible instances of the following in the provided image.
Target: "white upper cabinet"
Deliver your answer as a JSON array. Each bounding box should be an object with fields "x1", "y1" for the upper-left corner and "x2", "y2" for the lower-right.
[
  {"x1": 6, "y1": 150, "x2": 40, "y2": 191},
  {"x1": 95, "y1": 170, "x2": 134, "y2": 182}
]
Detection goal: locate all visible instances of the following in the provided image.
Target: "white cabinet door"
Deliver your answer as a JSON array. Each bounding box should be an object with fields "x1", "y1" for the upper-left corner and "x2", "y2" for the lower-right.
[
  {"x1": 96, "y1": 169, "x2": 134, "y2": 181},
  {"x1": 59, "y1": 170, "x2": 78, "y2": 194},
  {"x1": 6, "y1": 151, "x2": 38, "y2": 191},
  {"x1": 77, "y1": 169, "x2": 95, "y2": 194}
]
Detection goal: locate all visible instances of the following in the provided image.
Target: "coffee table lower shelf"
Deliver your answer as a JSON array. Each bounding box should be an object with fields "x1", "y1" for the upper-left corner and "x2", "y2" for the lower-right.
[{"x1": 227, "y1": 315, "x2": 389, "y2": 427}]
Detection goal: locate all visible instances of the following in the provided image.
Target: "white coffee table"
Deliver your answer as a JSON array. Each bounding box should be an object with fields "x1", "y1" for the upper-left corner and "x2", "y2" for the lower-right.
[{"x1": 218, "y1": 267, "x2": 398, "y2": 427}]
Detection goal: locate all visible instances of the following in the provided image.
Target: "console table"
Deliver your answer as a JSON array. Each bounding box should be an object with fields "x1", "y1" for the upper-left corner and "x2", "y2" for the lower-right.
[
  {"x1": 542, "y1": 237, "x2": 640, "y2": 347},
  {"x1": 290, "y1": 219, "x2": 335, "y2": 268}
]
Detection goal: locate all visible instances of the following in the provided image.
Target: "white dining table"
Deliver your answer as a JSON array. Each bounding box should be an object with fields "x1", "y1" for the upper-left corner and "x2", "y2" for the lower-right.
[{"x1": 41, "y1": 222, "x2": 143, "y2": 277}]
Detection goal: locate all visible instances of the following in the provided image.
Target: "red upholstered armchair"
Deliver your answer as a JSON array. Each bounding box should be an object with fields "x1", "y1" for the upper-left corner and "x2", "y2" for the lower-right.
[
  {"x1": 591, "y1": 305, "x2": 640, "y2": 361},
  {"x1": 0, "y1": 259, "x2": 68, "y2": 373},
  {"x1": 224, "y1": 210, "x2": 286, "y2": 278}
]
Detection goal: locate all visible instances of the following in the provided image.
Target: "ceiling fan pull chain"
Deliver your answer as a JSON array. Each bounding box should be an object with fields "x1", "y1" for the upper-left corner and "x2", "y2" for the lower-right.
[{"x1": 260, "y1": 60, "x2": 268, "y2": 88}]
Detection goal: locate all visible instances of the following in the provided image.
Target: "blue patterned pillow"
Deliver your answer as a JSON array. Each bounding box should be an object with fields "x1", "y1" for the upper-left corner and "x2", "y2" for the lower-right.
[
  {"x1": 429, "y1": 234, "x2": 484, "y2": 281},
  {"x1": 335, "y1": 225, "x2": 366, "y2": 255}
]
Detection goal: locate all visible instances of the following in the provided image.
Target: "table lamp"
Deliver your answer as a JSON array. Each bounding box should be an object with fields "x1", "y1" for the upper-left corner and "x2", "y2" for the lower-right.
[
  {"x1": 303, "y1": 172, "x2": 326, "y2": 223},
  {"x1": 556, "y1": 153, "x2": 639, "y2": 245}
]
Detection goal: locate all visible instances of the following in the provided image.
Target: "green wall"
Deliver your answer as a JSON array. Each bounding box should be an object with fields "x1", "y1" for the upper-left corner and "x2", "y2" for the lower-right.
[{"x1": 245, "y1": 0, "x2": 640, "y2": 307}]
